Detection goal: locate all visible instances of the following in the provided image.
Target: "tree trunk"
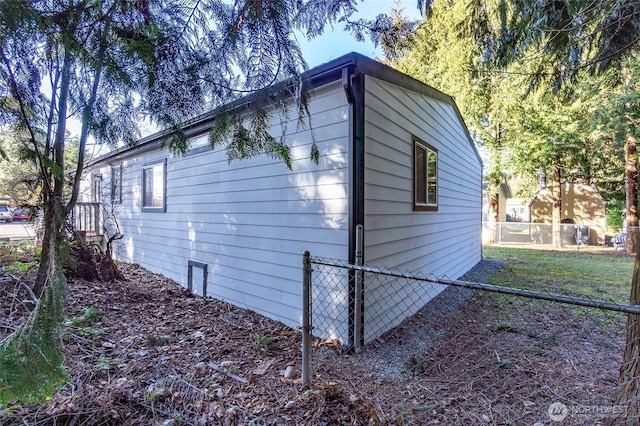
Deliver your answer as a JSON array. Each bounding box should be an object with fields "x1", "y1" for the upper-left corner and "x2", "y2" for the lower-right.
[
  {"x1": 34, "y1": 24, "x2": 111, "y2": 295},
  {"x1": 552, "y1": 161, "x2": 562, "y2": 247},
  {"x1": 67, "y1": 19, "x2": 107, "y2": 213},
  {"x1": 611, "y1": 249, "x2": 640, "y2": 424},
  {"x1": 626, "y1": 135, "x2": 638, "y2": 254},
  {"x1": 33, "y1": 51, "x2": 73, "y2": 297},
  {"x1": 612, "y1": 133, "x2": 640, "y2": 424},
  {"x1": 487, "y1": 137, "x2": 503, "y2": 244},
  {"x1": 488, "y1": 191, "x2": 499, "y2": 244},
  {"x1": 489, "y1": 192, "x2": 499, "y2": 221}
]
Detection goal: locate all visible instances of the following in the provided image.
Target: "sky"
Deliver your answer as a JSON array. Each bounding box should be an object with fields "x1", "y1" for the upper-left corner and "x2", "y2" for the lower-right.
[{"x1": 298, "y1": 0, "x2": 423, "y2": 67}]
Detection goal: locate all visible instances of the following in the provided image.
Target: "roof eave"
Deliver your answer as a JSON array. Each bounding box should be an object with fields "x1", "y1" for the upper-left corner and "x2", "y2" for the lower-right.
[{"x1": 88, "y1": 52, "x2": 481, "y2": 168}]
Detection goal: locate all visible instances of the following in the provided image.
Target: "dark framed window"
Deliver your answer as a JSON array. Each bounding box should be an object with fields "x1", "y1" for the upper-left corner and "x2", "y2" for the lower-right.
[
  {"x1": 142, "y1": 159, "x2": 166, "y2": 212},
  {"x1": 111, "y1": 163, "x2": 122, "y2": 204},
  {"x1": 414, "y1": 138, "x2": 438, "y2": 211}
]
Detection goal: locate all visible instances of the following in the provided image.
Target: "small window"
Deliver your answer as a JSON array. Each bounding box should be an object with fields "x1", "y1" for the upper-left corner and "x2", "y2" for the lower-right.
[
  {"x1": 91, "y1": 173, "x2": 102, "y2": 203},
  {"x1": 186, "y1": 134, "x2": 211, "y2": 156},
  {"x1": 111, "y1": 163, "x2": 122, "y2": 204},
  {"x1": 142, "y1": 159, "x2": 166, "y2": 212},
  {"x1": 191, "y1": 134, "x2": 209, "y2": 148},
  {"x1": 414, "y1": 139, "x2": 438, "y2": 211}
]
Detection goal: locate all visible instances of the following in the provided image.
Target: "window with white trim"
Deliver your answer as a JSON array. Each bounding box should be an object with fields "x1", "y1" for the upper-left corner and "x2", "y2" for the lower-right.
[
  {"x1": 185, "y1": 134, "x2": 211, "y2": 156},
  {"x1": 111, "y1": 163, "x2": 122, "y2": 204},
  {"x1": 91, "y1": 173, "x2": 102, "y2": 203},
  {"x1": 190, "y1": 134, "x2": 209, "y2": 149},
  {"x1": 414, "y1": 139, "x2": 438, "y2": 211},
  {"x1": 142, "y1": 159, "x2": 166, "y2": 212}
]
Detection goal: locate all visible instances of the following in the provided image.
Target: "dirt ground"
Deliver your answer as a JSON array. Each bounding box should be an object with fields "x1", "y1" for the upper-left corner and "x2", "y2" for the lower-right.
[{"x1": 0, "y1": 249, "x2": 632, "y2": 425}]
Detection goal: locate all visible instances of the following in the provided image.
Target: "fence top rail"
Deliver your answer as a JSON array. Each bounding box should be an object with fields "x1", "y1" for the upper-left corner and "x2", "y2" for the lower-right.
[{"x1": 309, "y1": 256, "x2": 640, "y2": 315}]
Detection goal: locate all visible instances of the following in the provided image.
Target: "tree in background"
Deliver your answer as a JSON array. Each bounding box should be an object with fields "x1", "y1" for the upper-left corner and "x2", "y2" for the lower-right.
[
  {"x1": 585, "y1": 55, "x2": 640, "y2": 251},
  {"x1": 380, "y1": 0, "x2": 512, "y2": 242},
  {"x1": 0, "y1": 132, "x2": 41, "y2": 206},
  {"x1": 0, "y1": 0, "x2": 360, "y2": 404},
  {"x1": 383, "y1": 0, "x2": 610, "y2": 247},
  {"x1": 464, "y1": 0, "x2": 640, "y2": 419},
  {"x1": 471, "y1": 0, "x2": 640, "y2": 90},
  {"x1": 503, "y1": 88, "x2": 590, "y2": 246},
  {"x1": 0, "y1": 131, "x2": 81, "y2": 209}
]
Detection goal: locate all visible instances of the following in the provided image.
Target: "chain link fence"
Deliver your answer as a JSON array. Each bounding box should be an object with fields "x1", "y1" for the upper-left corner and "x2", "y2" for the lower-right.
[
  {"x1": 301, "y1": 253, "x2": 640, "y2": 424},
  {"x1": 483, "y1": 222, "x2": 640, "y2": 250}
]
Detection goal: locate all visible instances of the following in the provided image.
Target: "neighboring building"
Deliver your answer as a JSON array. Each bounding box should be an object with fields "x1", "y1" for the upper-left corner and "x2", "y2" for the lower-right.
[
  {"x1": 529, "y1": 182, "x2": 606, "y2": 244},
  {"x1": 482, "y1": 182, "x2": 512, "y2": 223},
  {"x1": 506, "y1": 198, "x2": 530, "y2": 223},
  {"x1": 82, "y1": 53, "x2": 483, "y2": 344},
  {"x1": 482, "y1": 181, "x2": 512, "y2": 244}
]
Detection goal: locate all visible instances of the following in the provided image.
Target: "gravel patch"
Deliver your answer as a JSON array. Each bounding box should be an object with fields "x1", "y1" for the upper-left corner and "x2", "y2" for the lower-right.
[{"x1": 358, "y1": 259, "x2": 504, "y2": 378}]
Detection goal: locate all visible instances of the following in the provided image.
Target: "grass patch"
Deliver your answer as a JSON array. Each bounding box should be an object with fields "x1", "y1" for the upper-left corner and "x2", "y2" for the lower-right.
[
  {"x1": 69, "y1": 306, "x2": 102, "y2": 327},
  {"x1": 254, "y1": 335, "x2": 277, "y2": 353},
  {"x1": 482, "y1": 245, "x2": 633, "y2": 304},
  {"x1": 2, "y1": 260, "x2": 36, "y2": 275}
]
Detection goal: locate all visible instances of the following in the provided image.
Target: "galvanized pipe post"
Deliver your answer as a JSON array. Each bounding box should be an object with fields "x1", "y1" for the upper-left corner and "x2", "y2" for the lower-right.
[
  {"x1": 354, "y1": 225, "x2": 364, "y2": 352},
  {"x1": 302, "y1": 251, "x2": 312, "y2": 386}
]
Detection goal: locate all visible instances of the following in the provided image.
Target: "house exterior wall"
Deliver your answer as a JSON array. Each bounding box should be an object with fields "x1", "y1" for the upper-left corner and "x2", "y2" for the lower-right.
[
  {"x1": 85, "y1": 81, "x2": 351, "y2": 335},
  {"x1": 482, "y1": 186, "x2": 510, "y2": 222},
  {"x1": 362, "y1": 76, "x2": 482, "y2": 343},
  {"x1": 530, "y1": 182, "x2": 606, "y2": 244},
  {"x1": 82, "y1": 54, "x2": 483, "y2": 346},
  {"x1": 506, "y1": 198, "x2": 530, "y2": 222}
]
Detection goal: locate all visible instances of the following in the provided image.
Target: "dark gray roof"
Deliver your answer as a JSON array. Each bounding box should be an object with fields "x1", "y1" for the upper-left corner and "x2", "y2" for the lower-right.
[{"x1": 90, "y1": 52, "x2": 479, "y2": 165}]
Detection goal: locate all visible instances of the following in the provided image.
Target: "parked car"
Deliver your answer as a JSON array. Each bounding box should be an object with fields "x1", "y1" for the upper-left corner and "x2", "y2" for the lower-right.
[
  {"x1": 11, "y1": 208, "x2": 29, "y2": 221},
  {"x1": 0, "y1": 205, "x2": 12, "y2": 223}
]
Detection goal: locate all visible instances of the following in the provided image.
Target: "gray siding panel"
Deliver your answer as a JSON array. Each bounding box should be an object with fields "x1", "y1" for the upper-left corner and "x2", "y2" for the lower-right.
[
  {"x1": 363, "y1": 76, "x2": 482, "y2": 342},
  {"x1": 82, "y1": 65, "x2": 481, "y2": 346},
  {"x1": 89, "y1": 81, "x2": 351, "y2": 331}
]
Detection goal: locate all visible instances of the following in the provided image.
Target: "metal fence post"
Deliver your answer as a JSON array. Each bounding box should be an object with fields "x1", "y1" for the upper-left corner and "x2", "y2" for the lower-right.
[
  {"x1": 354, "y1": 225, "x2": 364, "y2": 352},
  {"x1": 302, "y1": 251, "x2": 312, "y2": 386}
]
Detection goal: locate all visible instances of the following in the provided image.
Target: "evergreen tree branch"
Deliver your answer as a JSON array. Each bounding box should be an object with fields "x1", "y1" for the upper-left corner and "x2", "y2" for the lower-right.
[{"x1": 0, "y1": 48, "x2": 52, "y2": 195}]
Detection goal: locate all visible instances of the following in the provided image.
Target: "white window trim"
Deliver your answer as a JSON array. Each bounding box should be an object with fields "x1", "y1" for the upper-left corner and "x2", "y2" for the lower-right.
[{"x1": 111, "y1": 163, "x2": 122, "y2": 204}]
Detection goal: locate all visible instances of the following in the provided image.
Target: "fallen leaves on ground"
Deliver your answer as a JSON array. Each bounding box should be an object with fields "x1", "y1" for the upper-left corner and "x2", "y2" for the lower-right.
[
  {"x1": 1, "y1": 262, "x2": 379, "y2": 425},
  {"x1": 0, "y1": 256, "x2": 629, "y2": 425}
]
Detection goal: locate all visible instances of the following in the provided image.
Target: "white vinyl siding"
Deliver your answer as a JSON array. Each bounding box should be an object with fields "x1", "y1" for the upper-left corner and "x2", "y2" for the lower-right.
[
  {"x1": 82, "y1": 62, "x2": 483, "y2": 346},
  {"x1": 92, "y1": 81, "x2": 351, "y2": 330},
  {"x1": 362, "y1": 76, "x2": 482, "y2": 342}
]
